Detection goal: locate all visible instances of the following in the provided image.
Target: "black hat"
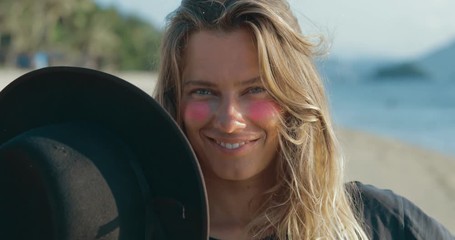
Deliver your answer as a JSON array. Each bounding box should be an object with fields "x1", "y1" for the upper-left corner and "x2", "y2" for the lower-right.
[{"x1": 0, "y1": 67, "x2": 208, "y2": 240}]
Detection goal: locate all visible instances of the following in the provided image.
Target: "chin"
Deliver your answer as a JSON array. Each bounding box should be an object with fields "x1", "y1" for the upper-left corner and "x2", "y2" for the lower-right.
[
  {"x1": 216, "y1": 172, "x2": 251, "y2": 181},
  {"x1": 210, "y1": 166, "x2": 264, "y2": 181}
]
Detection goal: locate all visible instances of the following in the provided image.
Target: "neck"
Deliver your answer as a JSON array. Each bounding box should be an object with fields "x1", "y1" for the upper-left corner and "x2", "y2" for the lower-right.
[{"x1": 205, "y1": 165, "x2": 276, "y2": 239}]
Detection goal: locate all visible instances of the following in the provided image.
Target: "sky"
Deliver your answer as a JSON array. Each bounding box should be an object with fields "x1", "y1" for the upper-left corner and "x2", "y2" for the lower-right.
[{"x1": 95, "y1": 0, "x2": 455, "y2": 60}]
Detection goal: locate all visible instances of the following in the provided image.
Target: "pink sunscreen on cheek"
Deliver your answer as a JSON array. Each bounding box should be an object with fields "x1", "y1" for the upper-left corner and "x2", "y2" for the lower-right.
[
  {"x1": 247, "y1": 100, "x2": 281, "y2": 122},
  {"x1": 183, "y1": 101, "x2": 211, "y2": 123}
]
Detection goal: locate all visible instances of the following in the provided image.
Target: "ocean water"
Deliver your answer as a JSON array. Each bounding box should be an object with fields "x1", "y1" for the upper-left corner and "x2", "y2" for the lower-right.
[{"x1": 326, "y1": 79, "x2": 455, "y2": 157}]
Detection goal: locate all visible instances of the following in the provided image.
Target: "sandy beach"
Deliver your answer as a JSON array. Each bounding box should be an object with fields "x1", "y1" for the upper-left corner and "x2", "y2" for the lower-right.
[{"x1": 1, "y1": 68, "x2": 454, "y2": 234}]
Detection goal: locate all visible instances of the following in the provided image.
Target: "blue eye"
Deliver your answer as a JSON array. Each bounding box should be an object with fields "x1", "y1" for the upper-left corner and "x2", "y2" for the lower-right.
[
  {"x1": 194, "y1": 89, "x2": 212, "y2": 95},
  {"x1": 248, "y1": 87, "x2": 266, "y2": 94}
]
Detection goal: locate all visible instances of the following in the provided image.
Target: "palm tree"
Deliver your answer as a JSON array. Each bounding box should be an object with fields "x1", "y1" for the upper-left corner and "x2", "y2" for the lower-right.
[
  {"x1": 1, "y1": 0, "x2": 161, "y2": 70},
  {"x1": 55, "y1": 2, "x2": 122, "y2": 68},
  {"x1": 0, "y1": 0, "x2": 82, "y2": 66}
]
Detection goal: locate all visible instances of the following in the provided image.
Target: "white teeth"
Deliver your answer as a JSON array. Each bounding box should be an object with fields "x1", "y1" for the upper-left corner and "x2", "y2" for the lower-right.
[{"x1": 216, "y1": 141, "x2": 246, "y2": 149}]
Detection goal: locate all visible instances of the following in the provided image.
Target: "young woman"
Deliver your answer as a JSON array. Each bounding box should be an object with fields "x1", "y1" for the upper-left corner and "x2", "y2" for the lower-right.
[{"x1": 154, "y1": 0, "x2": 453, "y2": 239}]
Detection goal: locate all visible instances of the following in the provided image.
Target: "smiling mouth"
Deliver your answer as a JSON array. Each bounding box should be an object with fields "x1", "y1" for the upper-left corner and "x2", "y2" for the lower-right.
[{"x1": 215, "y1": 140, "x2": 247, "y2": 150}]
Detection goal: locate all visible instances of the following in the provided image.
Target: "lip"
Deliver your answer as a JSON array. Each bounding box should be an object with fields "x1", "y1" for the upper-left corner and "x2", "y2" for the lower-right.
[{"x1": 205, "y1": 135, "x2": 260, "y2": 154}]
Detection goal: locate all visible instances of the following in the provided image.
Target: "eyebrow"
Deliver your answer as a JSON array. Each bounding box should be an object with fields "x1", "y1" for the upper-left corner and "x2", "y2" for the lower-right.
[
  {"x1": 183, "y1": 76, "x2": 262, "y2": 87},
  {"x1": 183, "y1": 80, "x2": 215, "y2": 88}
]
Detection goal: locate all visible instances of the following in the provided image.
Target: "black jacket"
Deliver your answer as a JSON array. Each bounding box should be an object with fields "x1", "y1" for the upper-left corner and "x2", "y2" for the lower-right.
[
  {"x1": 353, "y1": 181, "x2": 454, "y2": 240},
  {"x1": 209, "y1": 182, "x2": 454, "y2": 240}
]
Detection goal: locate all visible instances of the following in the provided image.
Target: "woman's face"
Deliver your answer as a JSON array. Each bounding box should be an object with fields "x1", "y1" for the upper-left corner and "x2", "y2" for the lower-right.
[{"x1": 180, "y1": 28, "x2": 281, "y2": 181}]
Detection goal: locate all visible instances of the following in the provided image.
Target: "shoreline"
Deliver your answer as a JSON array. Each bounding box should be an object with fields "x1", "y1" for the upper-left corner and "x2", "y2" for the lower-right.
[
  {"x1": 1, "y1": 68, "x2": 454, "y2": 233},
  {"x1": 338, "y1": 127, "x2": 455, "y2": 233}
]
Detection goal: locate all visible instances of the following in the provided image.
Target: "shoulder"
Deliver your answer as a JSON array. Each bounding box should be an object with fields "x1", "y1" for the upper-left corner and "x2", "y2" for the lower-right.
[{"x1": 348, "y1": 181, "x2": 454, "y2": 240}]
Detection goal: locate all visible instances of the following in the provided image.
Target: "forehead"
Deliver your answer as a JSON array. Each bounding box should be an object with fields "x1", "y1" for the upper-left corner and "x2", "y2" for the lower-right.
[
  {"x1": 184, "y1": 28, "x2": 257, "y2": 63},
  {"x1": 182, "y1": 28, "x2": 259, "y2": 82}
]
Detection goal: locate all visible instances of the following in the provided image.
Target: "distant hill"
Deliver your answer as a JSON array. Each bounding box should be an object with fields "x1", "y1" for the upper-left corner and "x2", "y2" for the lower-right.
[
  {"x1": 418, "y1": 40, "x2": 455, "y2": 80},
  {"x1": 318, "y1": 38, "x2": 455, "y2": 82},
  {"x1": 372, "y1": 62, "x2": 429, "y2": 80},
  {"x1": 317, "y1": 57, "x2": 395, "y2": 82},
  {"x1": 373, "y1": 39, "x2": 455, "y2": 81}
]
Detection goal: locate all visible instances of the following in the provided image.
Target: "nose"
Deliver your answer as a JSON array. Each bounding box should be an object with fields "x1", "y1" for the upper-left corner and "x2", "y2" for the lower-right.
[{"x1": 213, "y1": 96, "x2": 246, "y2": 133}]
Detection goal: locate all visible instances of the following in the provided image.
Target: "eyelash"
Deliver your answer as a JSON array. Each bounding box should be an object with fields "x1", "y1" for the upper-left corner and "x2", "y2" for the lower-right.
[
  {"x1": 246, "y1": 86, "x2": 266, "y2": 94},
  {"x1": 189, "y1": 86, "x2": 267, "y2": 97},
  {"x1": 192, "y1": 89, "x2": 213, "y2": 96}
]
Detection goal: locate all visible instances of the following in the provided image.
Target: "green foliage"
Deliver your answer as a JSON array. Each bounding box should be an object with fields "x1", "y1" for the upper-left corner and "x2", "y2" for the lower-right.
[
  {"x1": 0, "y1": 0, "x2": 162, "y2": 71},
  {"x1": 114, "y1": 15, "x2": 162, "y2": 70}
]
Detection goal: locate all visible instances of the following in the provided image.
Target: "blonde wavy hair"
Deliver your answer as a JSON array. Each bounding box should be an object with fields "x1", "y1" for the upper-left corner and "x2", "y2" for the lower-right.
[{"x1": 154, "y1": 0, "x2": 368, "y2": 239}]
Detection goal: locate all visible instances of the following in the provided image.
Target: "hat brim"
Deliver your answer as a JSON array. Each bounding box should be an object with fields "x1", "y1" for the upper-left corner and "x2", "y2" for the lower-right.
[{"x1": 0, "y1": 66, "x2": 208, "y2": 239}]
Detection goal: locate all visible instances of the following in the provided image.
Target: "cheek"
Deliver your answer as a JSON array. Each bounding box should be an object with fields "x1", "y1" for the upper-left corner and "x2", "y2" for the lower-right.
[
  {"x1": 182, "y1": 101, "x2": 211, "y2": 124},
  {"x1": 247, "y1": 100, "x2": 281, "y2": 123}
]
